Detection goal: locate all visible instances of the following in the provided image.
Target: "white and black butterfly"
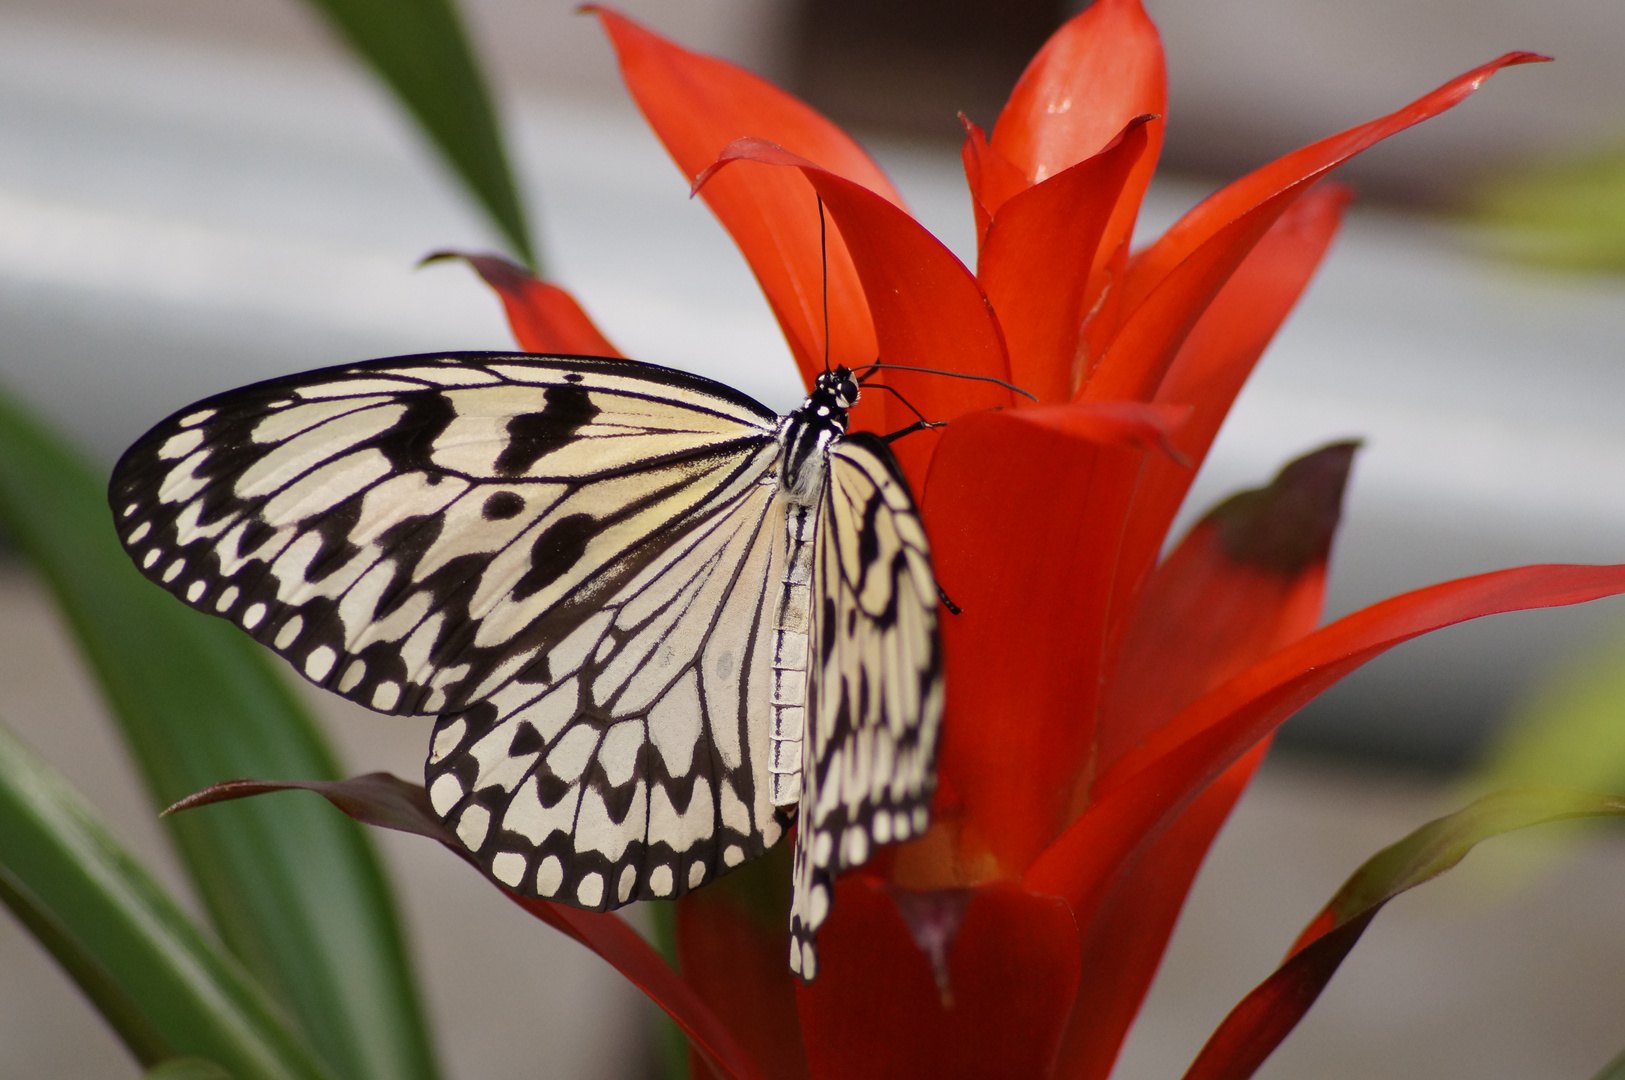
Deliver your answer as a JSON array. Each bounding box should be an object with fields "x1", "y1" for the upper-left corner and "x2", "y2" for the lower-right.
[{"x1": 109, "y1": 352, "x2": 944, "y2": 979}]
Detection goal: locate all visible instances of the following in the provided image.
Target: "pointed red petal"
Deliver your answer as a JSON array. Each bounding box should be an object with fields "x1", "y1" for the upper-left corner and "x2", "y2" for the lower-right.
[
  {"x1": 1024, "y1": 564, "x2": 1625, "y2": 924},
  {"x1": 796, "y1": 879, "x2": 1080, "y2": 1079},
  {"x1": 1080, "y1": 181, "x2": 1309, "y2": 403},
  {"x1": 1088, "y1": 54, "x2": 1543, "y2": 404},
  {"x1": 1053, "y1": 742, "x2": 1270, "y2": 1080},
  {"x1": 979, "y1": 116, "x2": 1154, "y2": 402},
  {"x1": 990, "y1": 0, "x2": 1165, "y2": 349},
  {"x1": 594, "y1": 7, "x2": 905, "y2": 386},
  {"x1": 425, "y1": 251, "x2": 623, "y2": 356},
  {"x1": 1094, "y1": 442, "x2": 1358, "y2": 782},
  {"x1": 1120, "y1": 53, "x2": 1546, "y2": 322},
  {"x1": 1101, "y1": 186, "x2": 1349, "y2": 653},
  {"x1": 958, "y1": 117, "x2": 1028, "y2": 253},
  {"x1": 991, "y1": 0, "x2": 1166, "y2": 188},
  {"x1": 922, "y1": 402, "x2": 1186, "y2": 874},
  {"x1": 704, "y1": 139, "x2": 1012, "y2": 483}
]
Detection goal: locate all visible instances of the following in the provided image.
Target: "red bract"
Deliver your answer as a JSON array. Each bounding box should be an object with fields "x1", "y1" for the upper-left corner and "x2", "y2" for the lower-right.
[{"x1": 455, "y1": 6, "x2": 1619, "y2": 1078}]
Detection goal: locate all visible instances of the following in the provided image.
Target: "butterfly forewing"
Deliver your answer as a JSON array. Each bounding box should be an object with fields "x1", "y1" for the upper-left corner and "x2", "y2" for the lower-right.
[
  {"x1": 788, "y1": 432, "x2": 944, "y2": 980},
  {"x1": 111, "y1": 353, "x2": 781, "y2": 722}
]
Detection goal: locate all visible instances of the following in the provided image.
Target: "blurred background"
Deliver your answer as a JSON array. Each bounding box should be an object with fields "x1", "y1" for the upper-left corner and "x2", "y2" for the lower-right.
[{"x1": 1, "y1": 0, "x2": 1624, "y2": 1076}]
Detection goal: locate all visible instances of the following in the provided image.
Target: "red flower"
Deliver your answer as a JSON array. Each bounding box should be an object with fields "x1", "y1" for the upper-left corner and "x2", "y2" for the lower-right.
[{"x1": 444, "y1": 6, "x2": 1625, "y2": 1078}]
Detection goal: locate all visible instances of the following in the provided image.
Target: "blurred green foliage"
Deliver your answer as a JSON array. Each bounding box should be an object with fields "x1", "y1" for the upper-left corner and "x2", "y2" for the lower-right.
[
  {"x1": 1468, "y1": 145, "x2": 1625, "y2": 272},
  {"x1": 1473, "y1": 624, "x2": 1625, "y2": 795},
  {"x1": 0, "y1": 390, "x2": 442, "y2": 1080},
  {"x1": 0, "y1": 721, "x2": 333, "y2": 1080},
  {"x1": 299, "y1": 0, "x2": 537, "y2": 269}
]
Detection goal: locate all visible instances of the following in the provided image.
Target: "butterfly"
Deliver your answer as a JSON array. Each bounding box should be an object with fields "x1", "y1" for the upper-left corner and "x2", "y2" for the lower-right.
[{"x1": 109, "y1": 351, "x2": 944, "y2": 980}]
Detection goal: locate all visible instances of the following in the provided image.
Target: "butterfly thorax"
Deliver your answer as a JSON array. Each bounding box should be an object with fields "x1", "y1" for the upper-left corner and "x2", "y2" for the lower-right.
[{"x1": 776, "y1": 367, "x2": 859, "y2": 506}]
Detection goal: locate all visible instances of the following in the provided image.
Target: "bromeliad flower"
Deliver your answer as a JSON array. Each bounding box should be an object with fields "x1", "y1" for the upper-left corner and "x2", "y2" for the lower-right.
[
  {"x1": 453, "y1": 5, "x2": 1625, "y2": 1077},
  {"x1": 163, "y1": 3, "x2": 1625, "y2": 1078}
]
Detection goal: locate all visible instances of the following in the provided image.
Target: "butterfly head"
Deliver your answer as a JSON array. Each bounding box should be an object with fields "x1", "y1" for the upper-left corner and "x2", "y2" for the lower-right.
[{"x1": 815, "y1": 366, "x2": 861, "y2": 410}]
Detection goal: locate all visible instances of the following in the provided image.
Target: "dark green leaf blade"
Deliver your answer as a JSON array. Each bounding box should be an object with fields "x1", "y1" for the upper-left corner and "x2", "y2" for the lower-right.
[
  {"x1": 1592, "y1": 1045, "x2": 1625, "y2": 1080},
  {"x1": 299, "y1": 0, "x2": 536, "y2": 268},
  {"x1": 1182, "y1": 787, "x2": 1625, "y2": 1080},
  {"x1": 0, "y1": 390, "x2": 440, "y2": 1080},
  {"x1": 0, "y1": 722, "x2": 331, "y2": 1080},
  {"x1": 147, "y1": 1061, "x2": 238, "y2": 1080}
]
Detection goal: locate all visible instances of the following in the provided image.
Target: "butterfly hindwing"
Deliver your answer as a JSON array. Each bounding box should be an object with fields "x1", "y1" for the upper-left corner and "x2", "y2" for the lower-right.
[
  {"x1": 788, "y1": 432, "x2": 944, "y2": 979},
  {"x1": 422, "y1": 476, "x2": 791, "y2": 907},
  {"x1": 110, "y1": 352, "x2": 781, "y2": 723}
]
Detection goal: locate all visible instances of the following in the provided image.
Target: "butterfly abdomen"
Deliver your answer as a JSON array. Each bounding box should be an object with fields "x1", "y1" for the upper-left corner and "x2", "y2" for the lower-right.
[{"x1": 767, "y1": 503, "x2": 816, "y2": 806}]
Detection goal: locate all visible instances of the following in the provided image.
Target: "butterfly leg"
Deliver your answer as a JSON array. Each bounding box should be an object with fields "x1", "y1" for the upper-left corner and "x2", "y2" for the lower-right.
[{"x1": 937, "y1": 583, "x2": 963, "y2": 615}]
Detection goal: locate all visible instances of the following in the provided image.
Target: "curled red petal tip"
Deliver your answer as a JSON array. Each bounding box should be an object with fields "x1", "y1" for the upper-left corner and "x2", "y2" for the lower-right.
[{"x1": 691, "y1": 137, "x2": 818, "y2": 197}]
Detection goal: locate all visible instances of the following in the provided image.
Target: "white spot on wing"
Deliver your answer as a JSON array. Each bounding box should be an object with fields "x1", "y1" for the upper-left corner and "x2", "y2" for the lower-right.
[
  {"x1": 537, "y1": 856, "x2": 564, "y2": 896},
  {"x1": 597, "y1": 720, "x2": 644, "y2": 788},
  {"x1": 304, "y1": 646, "x2": 336, "y2": 682},
  {"x1": 371, "y1": 682, "x2": 401, "y2": 710},
  {"x1": 338, "y1": 660, "x2": 366, "y2": 693},
  {"x1": 502, "y1": 777, "x2": 580, "y2": 846},
  {"x1": 295, "y1": 379, "x2": 417, "y2": 399},
  {"x1": 617, "y1": 864, "x2": 637, "y2": 902},
  {"x1": 574, "y1": 783, "x2": 645, "y2": 862},
  {"x1": 649, "y1": 864, "x2": 673, "y2": 896},
  {"x1": 719, "y1": 781, "x2": 751, "y2": 835},
  {"x1": 158, "y1": 429, "x2": 204, "y2": 460},
  {"x1": 545, "y1": 726, "x2": 599, "y2": 783},
  {"x1": 577, "y1": 872, "x2": 604, "y2": 907},
  {"x1": 456, "y1": 804, "x2": 490, "y2": 849},
  {"x1": 648, "y1": 671, "x2": 702, "y2": 777},
  {"x1": 649, "y1": 776, "x2": 713, "y2": 852},
  {"x1": 430, "y1": 718, "x2": 466, "y2": 764},
  {"x1": 273, "y1": 615, "x2": 303, "y2": 650},
  {"x1": 491, "y1": 851, "x2": 526, "y2": 887},
  {"x1": 429, "y1": 773, "x2": 464, "y2": 815}
]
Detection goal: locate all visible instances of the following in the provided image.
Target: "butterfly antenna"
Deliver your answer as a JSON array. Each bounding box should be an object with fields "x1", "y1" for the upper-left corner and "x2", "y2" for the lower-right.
[
  {"x1": 864, "y1": 382, "x2": 936, "y2": 427},
  {"x1": 856, "y1": 362, "x2": 1038, "y2": 403},
  {"x1": 817, "y1": 194, "x2": 831, "y2": 375}
]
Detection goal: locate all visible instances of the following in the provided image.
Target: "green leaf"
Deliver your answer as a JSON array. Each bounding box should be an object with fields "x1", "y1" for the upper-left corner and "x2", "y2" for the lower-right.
[
  {"x1": 1473, "y1": 624, "x2": 1625, "y2": 795},
  {"x1": 297, "y1": 0, "x2": 536, "y2": 268},
  {"x1": 0, "y1": 389, "x2": 441, "y2": 1080},
  {"x1": 1466, "y1": 144, "x2": 1625, "y2": 272},
  {"x1": 146, "y1": 1061, "x2": 238, "y2": 1080},
  {"x1": 1591, "y1": 1045, "x2": 1625, "y2": 1080},
  {"x1": 0, "y1": 721, "x2": 330, "y2": 1080},
  {"x1": 1182, "y1": 787, "x2": 1625, "y2": 1080},
  {"x1": 644, "y1": 900, "x2": 690, "y2": 1080}
]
